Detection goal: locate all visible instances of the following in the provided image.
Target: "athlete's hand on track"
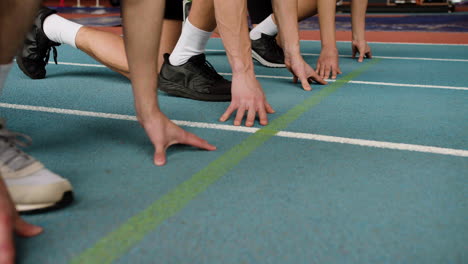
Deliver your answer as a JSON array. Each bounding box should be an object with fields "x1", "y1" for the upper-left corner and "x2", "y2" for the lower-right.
[
  {"x1": 141, "y1": 112, "x2": 216, "y2": 166},
  {"x1": 285, "y1": 54, "x2": 327, "y2": 91},
  {"x1": 0, "y1": 180, "x2": 43, "y2": 264},
  {"x1": 316, "y1": 47, "x2": 342, "y2": 79},
  {"x1": 219, "y1": 72, "x2": 275, "y2": 127},
  {"x1": 352, "y1": 40, "x2": 372, "y2": 62}
]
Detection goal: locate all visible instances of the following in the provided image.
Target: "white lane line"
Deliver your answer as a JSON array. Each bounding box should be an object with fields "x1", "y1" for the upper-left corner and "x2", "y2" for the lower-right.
[
  {"x1": 348, "y1": 81, "x2": 468, "y2": 91},
  {"x1": 276, "y1": 131, "x2": 468, "y2": 157},
  {"x1": 219, "y1": 72, "x2": 291, "y2": 80},
  {"x1": 57, "y1": 61, "x2": 107, "y2": 68},
  {"x1": 1, "y1": 102, "x2": 467, "y2": 158},
  {"x1": 302, "y1": 54, "x2": 468, "y2": 62},
  {"x1": 369, "y1": 55, "x2": 468, "y2": 62},
  {"x1": 210, "y1": 38, "x2": 468, "y2": 46},
  {"x1": 219, "y1": 73, "x2": 468, "y2": 90},
  {"x1": 51, "y1": 61, "x2": 468, "y2": 91},
  {"x1": 206, "y1": 49, "x2": 468, "y2": 62}
]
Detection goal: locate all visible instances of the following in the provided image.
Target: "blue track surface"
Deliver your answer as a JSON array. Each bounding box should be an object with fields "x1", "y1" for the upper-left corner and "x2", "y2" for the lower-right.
[{"x1": 1, "y1": 39, "x2": 467, "y2": 263}]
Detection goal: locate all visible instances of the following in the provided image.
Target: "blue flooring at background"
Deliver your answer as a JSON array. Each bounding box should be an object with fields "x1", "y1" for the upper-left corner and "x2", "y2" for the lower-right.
[
  {"x1": 300, "y1": 13, "x2": 468, "y2": 32},
  {"x1": 1, "y1": 39, "x2": 467, "y2": 263}
]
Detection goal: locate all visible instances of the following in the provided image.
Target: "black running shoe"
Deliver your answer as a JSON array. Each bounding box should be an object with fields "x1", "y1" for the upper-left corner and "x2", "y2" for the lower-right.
[
  {"x1": 159, "y1": 53, "x2": 231, "y2": 101},
  {"x1": 251, "y1": 33, "x2": 285, "y2": 68},
  {"x1": 16, "y1": 6, "x2": 60, "y2": 79}
]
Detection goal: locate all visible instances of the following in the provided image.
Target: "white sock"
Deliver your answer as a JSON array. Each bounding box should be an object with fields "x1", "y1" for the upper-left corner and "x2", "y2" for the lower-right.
[
  {"x1": 0, "y1": 63, "x2": 13, "y2": 96},
  {"x1": 249, "y1": 15, "x2": 278, "y2": 40},
  {"x1": 43, "y1": 14, "x2": 83, "y2": 48},
  {"x1": 169, "y1": 19, "x2": 212, "y2": 66}
]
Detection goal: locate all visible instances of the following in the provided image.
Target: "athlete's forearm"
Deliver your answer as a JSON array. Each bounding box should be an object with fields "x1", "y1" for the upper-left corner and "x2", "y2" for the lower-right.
[
  {"x1": 317, "y1": 0, "x2": 337, "y2": 49},
  {"x1": 272, "y1": 0, "x2": 301, "y2": 57},
  {"x1": 121, "y1": 0, "x2": 164, "y2": 120},
  {"x1": 213, "y1": 0, "x2": 254, "y2": 75},
  {"x1": 351, "y1": 0, "x2": 368, "y2": 41}
]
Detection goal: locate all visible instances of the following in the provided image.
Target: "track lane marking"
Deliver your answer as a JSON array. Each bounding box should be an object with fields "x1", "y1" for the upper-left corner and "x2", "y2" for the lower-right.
[
  {"x1": 206, "y1": 49, "x2": 468, "y2": 62},
  {"x1": 1, "y1": 102, "x2": 466, "y2": 158},
  {"x1": 48, "y1": 61, "x2": 468, "y2": 91}
]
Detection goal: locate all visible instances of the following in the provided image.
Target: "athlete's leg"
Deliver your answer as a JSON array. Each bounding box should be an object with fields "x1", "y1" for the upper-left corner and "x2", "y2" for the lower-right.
[
  {"x1": 75, "y1": 27, "x2": 129, "y2": 76},
  {"x1": 189, "y1": 0, "x2": 216, "y2": 32},
  {"x1": 77, "y1": 6, "x2": 182, "y2": 76},
  {"x1": 76, "y1": 0, "x2": 183, "y2": 75},
  {"x1": 18, "y1": 1, "x2": 184, "y2": 79},
  {"x1": 1, "y1": 0, "x2": 74, "y2": 215},
  {"x1": 169, "y1": 0, "x2": 216, "y2": 65},
  {"x1": 159, "y1": 19, "x2": 182, "y2": 69}
]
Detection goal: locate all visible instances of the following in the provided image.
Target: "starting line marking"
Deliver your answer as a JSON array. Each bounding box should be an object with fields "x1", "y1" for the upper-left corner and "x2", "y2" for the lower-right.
[
  {"x1": 206, "y1": 49, "x2": 468, "y2": 62},
  {"x1": 49, "y1": 61, "x2": 468, "y2": 91},
  {"x1": 1, "y1": 102, "x2": 466, "y2": 158}
]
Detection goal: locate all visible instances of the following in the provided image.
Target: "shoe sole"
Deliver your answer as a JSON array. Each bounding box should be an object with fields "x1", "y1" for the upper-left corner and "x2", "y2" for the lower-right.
[
  {"x1": 18, "y1": 191, "x2": 74, "y2": 214},
  {"x1": 159, "y1": 77, "x2": 231, "y2": 102},
  {"x1": 16, "y1": 55, "x2": 45, "y2": 80},
  {"x1": 252, "y1": 50, "x2": 286, "y2": 68}
]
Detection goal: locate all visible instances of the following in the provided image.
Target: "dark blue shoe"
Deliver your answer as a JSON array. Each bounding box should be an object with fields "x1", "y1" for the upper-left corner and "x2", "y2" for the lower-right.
[{"x1": 16, "y1": 6, "x2": 60, "y2": 79}]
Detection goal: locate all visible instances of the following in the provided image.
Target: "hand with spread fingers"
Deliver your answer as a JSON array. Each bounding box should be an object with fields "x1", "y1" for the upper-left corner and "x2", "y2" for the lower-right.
[
  {"x1": 316, "y1": 47, "x2": 342, "y2": 79},
  {"x1": 272, "y1": 0, "x2": 328, "y2": 89},
  {"x1": 286, "y1": 53, "x2": 327, "y2": 91},
  {"x1": 141, "y1": 112, "x2": 216, "y2": 166},
  {"x1": 219, "y1": 72, "x2": 275, "y2": 127},
  {"x1": 352, "y1": 39, "x2": 372, "y2": 62},
  {"x1": 214, "y1": 0, "x2": 275, "y2": 127},
  {"x1": 0, "y1": 180, "x2": 43, "y2": 264},
  {"x1": 351, "y1": 0, "x2": 371, "y2": 62},
  {"x1": 123, "y1": 0, "x2": 216, "y2": 166}
]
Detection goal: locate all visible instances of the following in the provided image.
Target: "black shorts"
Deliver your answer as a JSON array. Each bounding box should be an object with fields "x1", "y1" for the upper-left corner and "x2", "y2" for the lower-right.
[
  {"x1": 164, "y1": 0, "x2": 183, "y2": 21},
  {"x1": 248, "y1": 0, "x2": 272, "y2": 24}
]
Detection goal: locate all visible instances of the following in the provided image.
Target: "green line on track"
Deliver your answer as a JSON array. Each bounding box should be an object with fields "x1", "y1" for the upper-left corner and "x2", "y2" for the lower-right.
[{"x1": 70, "y1": 59, "x2": 381, "y2": 264}]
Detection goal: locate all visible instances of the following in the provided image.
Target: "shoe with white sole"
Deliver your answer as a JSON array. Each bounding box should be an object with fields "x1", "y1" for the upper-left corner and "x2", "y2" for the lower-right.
[
  {"x1": 16, "y1": 6, "x2": 60, "y2": 79},
  {"x1": 0, "y1": 120, "x2": 73, "y2": 213}
]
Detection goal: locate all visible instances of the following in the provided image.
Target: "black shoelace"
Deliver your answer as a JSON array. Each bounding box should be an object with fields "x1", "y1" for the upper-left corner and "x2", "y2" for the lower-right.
[
  {"x1": 200, "y1": 60, "x2": 223, "y2": 81},
  {"x1": 0, "y1": 127, "x2": 33, "y2": 164},
  {"x1": 264, "y1": 35, "x2": 284, "y2": 58},
  {"x1": 0, "y1": 127, "x2": 32, "y2": 148},
  {"x1": 44, "y1": 45, "x2": 58, "y2": 65}
]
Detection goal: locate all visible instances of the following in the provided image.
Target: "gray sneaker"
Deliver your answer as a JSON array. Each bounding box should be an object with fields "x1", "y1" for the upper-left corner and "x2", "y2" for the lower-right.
[{"x1": 0, "y1": 120, "x2": 73, "y2": 213}]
